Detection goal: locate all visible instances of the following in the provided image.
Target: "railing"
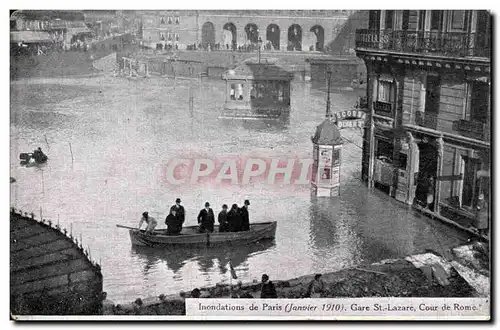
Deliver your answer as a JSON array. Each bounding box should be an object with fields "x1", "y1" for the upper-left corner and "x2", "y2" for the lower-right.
[
  {"x1": 415, "y1": 111, "x2": 438, "y2": 130},
  {"x1": 452, "y1": 119, "x2": 485, "y2": 140},
  {"x1": 355, "y1": 29, "x2": 491, "y2": 59},
  {"x1": 373, "y1": 100, "x2": 393, "y2": 117}
]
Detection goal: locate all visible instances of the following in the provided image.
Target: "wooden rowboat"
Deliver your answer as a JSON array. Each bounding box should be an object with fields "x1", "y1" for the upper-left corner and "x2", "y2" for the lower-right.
[{"x1": 117, "y1": 222, "x2": 277, "y2": 248}]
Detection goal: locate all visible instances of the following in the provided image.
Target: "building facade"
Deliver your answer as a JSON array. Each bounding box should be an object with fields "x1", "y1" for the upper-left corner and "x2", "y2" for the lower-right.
[
  {"x1": 139, "y1": 10, "x2": 355, "y2": 52},
  {"x1": 10, "y1": 10, "x2": 92, "y2": 53},
  {"x1": 355, "y1": 10, "x2": 491, "y2": 232}
]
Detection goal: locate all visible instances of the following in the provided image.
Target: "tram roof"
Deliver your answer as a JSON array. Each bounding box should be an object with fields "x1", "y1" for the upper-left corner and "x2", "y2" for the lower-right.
[{"x1": 222, "y1": 58, "x2": 294, "y2": 81}]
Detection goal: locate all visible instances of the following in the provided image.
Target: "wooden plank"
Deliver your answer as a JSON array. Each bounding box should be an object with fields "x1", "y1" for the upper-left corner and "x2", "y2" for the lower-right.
[
  {"x1": 11, "y1": 248, "x2": 82, "y2": 273},
  {"x1": 11, "y1": 225, "x2": 51, "y2": 240}
]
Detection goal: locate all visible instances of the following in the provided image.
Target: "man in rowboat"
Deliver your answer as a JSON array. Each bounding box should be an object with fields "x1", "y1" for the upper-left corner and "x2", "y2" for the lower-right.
[
  {"x1": 197, "y1": 202, "x2": 215, "y2": 233},
  {"x1": 239, "y1": 200, "x2": 250, "y2": 231},
  {"x1": 170, "y1": 198, "x2": 185, "y2": 225},
  {"x1": 218, "y1": 204, "x2": 229, "y2": 232},
  {"x1": 138, "y1": 211, "x2": 158, "y2": 234}
]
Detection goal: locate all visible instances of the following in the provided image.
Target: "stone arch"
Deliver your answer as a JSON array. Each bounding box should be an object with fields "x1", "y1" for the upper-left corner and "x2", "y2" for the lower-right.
[
  {"x1": 310, "y1": 25, "x2": 324, "y2": 51},
  {"x1": 266, "y1": 24, "x2": 280, "y2": 50},
  {"x1": 288, "y1": 24, "x2": 302, "y2": 51},
  {"x1": 201, "y1": 21, "x2": 215, "y2": 49},
  {"x1": 223, "y1": 22, "x2": 237, "y2": 50},
  {"x1": 244, "y1": 23, "x2": 259, "y2": 44}
]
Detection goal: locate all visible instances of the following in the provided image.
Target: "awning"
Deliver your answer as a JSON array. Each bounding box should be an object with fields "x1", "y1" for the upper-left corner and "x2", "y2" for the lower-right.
[{"x1": 10, "y1": 31, "x2": 52, "y2": 43}]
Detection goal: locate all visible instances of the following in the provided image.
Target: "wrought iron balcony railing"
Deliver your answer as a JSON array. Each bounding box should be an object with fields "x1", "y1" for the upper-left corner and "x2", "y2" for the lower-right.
[
  {"x1": 415, "y1": 111, "x2": 438, "y2": 130},
  {"x1": 452, "y1": 119, "x2": 485, "y2": 141},
  {"x1": 355, "y1": 29, "x2": 491, "y2": 59}
]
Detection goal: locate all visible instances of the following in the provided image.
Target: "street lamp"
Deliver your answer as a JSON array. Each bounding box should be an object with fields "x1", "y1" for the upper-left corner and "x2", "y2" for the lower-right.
[
  {"x1": 257, "y1": 37, "x2": 263, "y2": 63},
  {"x1": 326, "y1": 66, "x2": 332, "y2": 118}
]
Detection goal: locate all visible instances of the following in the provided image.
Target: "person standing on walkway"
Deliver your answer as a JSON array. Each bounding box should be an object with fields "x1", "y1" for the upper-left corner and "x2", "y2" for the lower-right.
[
  {"x1": 197, "y1": 202, "x2": 215, "y2": 233},
  {"x1": 170, "y1": 198, "x2": 185, "y2": 225}
]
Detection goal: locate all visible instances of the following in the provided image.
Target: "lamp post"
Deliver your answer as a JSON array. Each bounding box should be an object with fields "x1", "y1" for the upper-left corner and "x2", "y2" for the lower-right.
[
  {"x1": 257, "y1": 37, "x2": 263, "y2": 63},
  {"x1": 326, "y1": 66, "x2": 332, "y2": 118}
]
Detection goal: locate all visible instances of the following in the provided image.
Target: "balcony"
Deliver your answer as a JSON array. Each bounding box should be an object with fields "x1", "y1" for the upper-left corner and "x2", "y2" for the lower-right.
[
  {"x1": 415, "y1": 111, "x2": 438, "y2": 130},
  {"x1": 355, "y1": 29, "x2": 491, "y2": 59},
  {"x1": 373, "y1": 100, "x2": 393, "y2": 117},
  {"x1": 452, "y1": 119, "x2": 486, "y2": 141}
]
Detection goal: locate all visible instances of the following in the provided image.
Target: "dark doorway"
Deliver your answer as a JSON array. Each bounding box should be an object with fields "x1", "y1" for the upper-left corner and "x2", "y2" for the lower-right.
[
  {"x1": 310, "y1": 25, "x2": 324, "y2": 51},
  {"x1": 287, "y1": 24, "x2": 302, "y2": 51},
  {"x1": 245, "y1": 23, "x2": 259, "y2": 44},
  {"x1": 266, "y1": 24, "x2": 280, "y2": 50},
  {"x1": 201, "y1": 22, "x2": 215, "y2": 49},
  {"x1": 415, "y1": 141, "x2": 438, "y2": 211},
  {"x1": 223, "y1": 22, "x2": 237, "y2": 50}
]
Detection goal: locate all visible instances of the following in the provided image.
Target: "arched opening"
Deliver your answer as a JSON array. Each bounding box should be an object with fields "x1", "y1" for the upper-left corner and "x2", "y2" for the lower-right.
[
  {"x1": 266, "y1": 24, "x2": 280, "y2": 50},
  {"x1": 310, "y1": 25, "x2": 324, "y2": 51},
  {"x1": 287, "y1": 24, "x2": 302, "y2": 51},
  {"x1": 223, "y1": 22, "x2": 237, "y2": 50},
  {"x1": 201, "y1": 22, "x2": 215, "y2": 50},
  {"x1": 244, "y1": 23, "x2": 259, "y2": 44}
]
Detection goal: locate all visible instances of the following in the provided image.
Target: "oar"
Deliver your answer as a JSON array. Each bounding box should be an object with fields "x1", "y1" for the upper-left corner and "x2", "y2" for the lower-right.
[{"x1": 116, "y1": 224, "x2": 139, "y2": 230}]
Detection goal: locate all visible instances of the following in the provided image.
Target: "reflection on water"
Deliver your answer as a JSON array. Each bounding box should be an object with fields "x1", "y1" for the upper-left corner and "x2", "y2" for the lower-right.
[
  {"x1": 10, "y1": 75, "x2": 469, "y2": 303},
  {"x1": 132, "y1": 239, "x2": 276, "y2": 277}
]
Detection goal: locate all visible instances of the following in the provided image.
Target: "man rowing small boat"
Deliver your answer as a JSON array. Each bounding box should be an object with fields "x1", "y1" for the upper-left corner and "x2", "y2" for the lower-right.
[{"x1": 138, "y1": 211, "x2": 157, "y2": 234}]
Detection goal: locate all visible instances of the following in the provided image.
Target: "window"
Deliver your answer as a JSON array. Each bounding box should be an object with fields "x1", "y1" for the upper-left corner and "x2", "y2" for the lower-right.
[
  {"x1": 398, "y1": 153, "x2": 408, "y2": 170},
  {"x1": 451, "y1": 10, "x2": 465, "y2": 29},
  {"x1": 376, "y1": 139, "x2": 393, "y2": 162},
  {"x1": 368, "y1": 10, "x2": 381, "y2": 30},
  {"x1": 230, "y1": 84, "x2": 244, "y2": 100},
  {"x1": 175, "y1": 33, "x2": 179, "y2": 41},
  {"x1": 402, "y1": 10, "x2": 410, "y2": 31},
  {"x1": 385, "y1": 10, "x2": 394, "y2": 29},
  {"x1": 160, "y1": 32, "x2": 165, "y2": 41},
  {"x1": 430, "y1": 10, "x2": 443, "y2": 30},
  {"x1": 160, "y1": 17, "x2": 166, "y2": 24},
  {"x1": 377, "y1": 80, "x2": 394, "y2": 103},
  {"x1": 175, "y1": 17, "x2": 180, "y2": 25},
  {"x1": 425, "y1": 75, "x2": 441, "y2": 114},
  {"x1": 167, "y1": 33, "x2": 172, "y2": 41},
  {"x1": 10, "y1": 20, "x2": 16, "y2": 30},
  {"x1": 168, "y1": 16, "x2": 173, "y2": 24},
  {"x1": 465, "y1": 81, "x2": 489, "y2": 123}
]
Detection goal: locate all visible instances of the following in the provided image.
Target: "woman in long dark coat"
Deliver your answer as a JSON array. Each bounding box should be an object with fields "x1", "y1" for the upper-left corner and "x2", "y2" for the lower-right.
[{"x1": 227, "y1": 204, "x2": 243, "y2": 232}]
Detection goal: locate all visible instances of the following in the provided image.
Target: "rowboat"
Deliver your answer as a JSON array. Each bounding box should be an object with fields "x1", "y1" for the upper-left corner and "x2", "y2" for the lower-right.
[
  {"x1": 19, "y1": 152, "x2": 48, "y2": 164},
  {"x1": 117, "y1": 221, "x2": 277, "y2": 248}
]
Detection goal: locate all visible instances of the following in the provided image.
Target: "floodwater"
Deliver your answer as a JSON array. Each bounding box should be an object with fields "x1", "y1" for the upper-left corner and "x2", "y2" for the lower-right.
[{"x1": 10, "y1": 74, "x2": 469, "y2": 303}]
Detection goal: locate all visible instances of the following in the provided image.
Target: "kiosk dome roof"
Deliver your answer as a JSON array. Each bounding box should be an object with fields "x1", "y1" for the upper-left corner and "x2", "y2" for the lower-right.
[{"x1": 311, "y1": 118, "x2": 343, "y2": 145}]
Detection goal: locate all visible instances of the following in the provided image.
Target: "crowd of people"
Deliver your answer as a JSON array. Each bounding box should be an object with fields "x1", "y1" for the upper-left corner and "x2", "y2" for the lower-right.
[{"x1": 138, "y1": 199, "x2": 252, "y2": 235}]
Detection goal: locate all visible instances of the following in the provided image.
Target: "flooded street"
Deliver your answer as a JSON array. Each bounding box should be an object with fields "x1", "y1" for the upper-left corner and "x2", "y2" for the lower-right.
[{"x1": 10, "y1": 74, "x2": 469, "y2": 303}]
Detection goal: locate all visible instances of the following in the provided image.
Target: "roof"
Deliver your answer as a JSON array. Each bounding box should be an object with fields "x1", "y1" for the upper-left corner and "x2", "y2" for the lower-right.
[
  {"x1": 11, "y1": 10, "x2": 85, "y2": 21},
  {"x1": 10, "y1": 31, "x2": 52, "y2": 43},
  {"x1": 222, "y1": 57, "x2": 294, "y2": 81},
  {"x1": 311, "y1": 118, "x2": 343, "y2": 145}
]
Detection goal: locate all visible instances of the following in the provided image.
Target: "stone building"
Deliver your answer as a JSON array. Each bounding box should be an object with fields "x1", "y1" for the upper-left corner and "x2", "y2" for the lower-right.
[
  {"x1": 10, "y1": 10, "x2": 92, "y2": 53},
  {"x1": 139, "y1": 10, "x2": 355, "y2": 52},
  {"x1": 355, "y1": 10, "x2": 491, "y2": 232}
]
